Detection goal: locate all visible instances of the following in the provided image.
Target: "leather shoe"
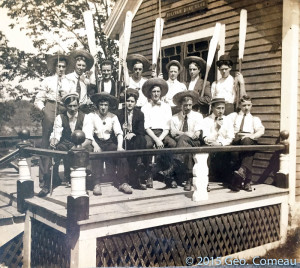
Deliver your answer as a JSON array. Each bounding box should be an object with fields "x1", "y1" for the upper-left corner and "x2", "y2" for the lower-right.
[
  {"x1": 146, "y1": 176, "x2": 153, "y2": 188},
  {"x1": 38, "y1": 188, "x2": 49, "y2": 197},
  {"x1": 119, "y1": 183, "x2": 133, "y2": 194},
  {"x1": 234, "y1": 167, "x2": 246, "y2": 181},
  {"x1": 132, "y1": 183, "x2": 147, "y2": 190},
  {"x1": 93, "y1": 184, "x2": 102, "y2": 196},
  {"x1": 170, "y1": 180, "x2": 177, "y2": 188},
  {"x1": 184, "y1": 178, "x2": 192, "y2": 191},
  {"x1": 243, "y1": 183, "x2": 252, "y2": 192}
]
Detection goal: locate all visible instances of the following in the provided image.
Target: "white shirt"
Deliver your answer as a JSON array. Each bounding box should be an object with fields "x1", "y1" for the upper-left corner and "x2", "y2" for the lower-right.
[
  {"x1": 163, "y1": 79, "x2": 187, "y2": 107},
  {"x1": 66, "y1": 72, "x2": 92, "y2": 105},
  {"x1": 211, "y1": 75, "x2": 235, "y2": 103},
  {"x1": 141, "y1": 101, "x2": 172, "y2": 130},
  {"x1": 90, "y1": 112, "x2": 123, "y2": 140},
  {"x1": 202, "y1": 114, "x2": 234, "y2": 146},
  {"x1": 188, "y1": 76, "x2": 199, "y2": 91},
  {"x1": 103, "y1": 80, "x2": 112, "y2": 94},
  {"x1": 34, "y1": 74, "x2": 73, "y2": 110},
  {"x1": 171, "y1": 111, "x2": 203, "y2": 136},
  {"x1": 50, "y1": 112, "x2": 93, "y2": 142},
  {"x1": 234, "y1": 111, "x2": 265, "y2": 138},
  {"x1": 128, "y1": 77, "x2": 148, "y2": 107}
]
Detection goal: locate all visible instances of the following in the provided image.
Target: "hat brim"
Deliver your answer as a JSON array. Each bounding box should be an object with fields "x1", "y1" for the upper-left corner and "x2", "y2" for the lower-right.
[
  {"x1": 184, "y1": 56, "x2": 206, "y2": 71},
  {"x1": 62, "y1": 92, "x2": 79, "y2": 104},
  {"x1": 173, "y1": 91, "x2": 199, "y2": 106},
  {"x1": 66, "y1": 50, "x2": 95, "y2": 74},
  {"x1": 166, "y1": 60, "x2": 183, "y2": 73},
  {"x1": 46, "y1": 54, "x2": 69, "y2": 73},
  {"x1": 210, "y1": 98, "x2": 226, "y2": 105},
  {"x1": 126, "y1": 54, "x2": 151, "y2": 72},
  {"x1": 90, "y1": 93, "x2": 119, "y2": 109},
  {"x1": 142, "y1": 78, "x2": 168, "y2": 99}
]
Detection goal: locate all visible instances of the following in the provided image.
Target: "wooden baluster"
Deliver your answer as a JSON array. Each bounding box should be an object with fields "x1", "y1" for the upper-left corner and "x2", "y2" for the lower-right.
[
  {"x1": 192, "y1": 153, "x2": 209, "y2": 201},
  {"x1": 275, "y1": 130, "x2": 289, "y2": 188},
  {"x1": 17, "y1": 129, "x2": 34, "y2": 213}
]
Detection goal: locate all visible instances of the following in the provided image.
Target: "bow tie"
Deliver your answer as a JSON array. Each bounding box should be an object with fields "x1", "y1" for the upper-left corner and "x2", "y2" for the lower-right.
[
  {"x1": 215, "y1": 117, "x2": 223, "y2": 121},
  {"x1": 152, "y1": 101, "x2": 162, "y2": 106}
]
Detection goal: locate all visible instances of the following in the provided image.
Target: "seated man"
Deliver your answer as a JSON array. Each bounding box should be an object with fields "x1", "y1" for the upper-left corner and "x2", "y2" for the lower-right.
[
  {"x1": 38, "y1": 93, "x2": 93, "y2": 197},
  {"x1": 90, "y1": 92, "x2": 132, "y2": 195},
  {"x1": 202, "y1": 97, "x2": 235, "y2": 184},
  {"x1": 141, "y1": 78, "x2": 176, "y2": 187},
  {"x1": 115, "y1": 88, "x2": 147, "y2": 190},
  {"x1": 231, "y1": 95, "x2": 265, "y2": 192},
  {"x1": 170, "y1": 91, "x2": 203, "y2": 190}
]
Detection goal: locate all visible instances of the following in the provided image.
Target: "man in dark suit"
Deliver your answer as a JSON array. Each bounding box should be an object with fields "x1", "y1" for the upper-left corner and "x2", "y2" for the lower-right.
[
  {"x1": 184, "y1": 56, "x2": 211, "y2": 116},
  {"x1": 115, "y1": 88, "x2": 147, "y2": 190}
]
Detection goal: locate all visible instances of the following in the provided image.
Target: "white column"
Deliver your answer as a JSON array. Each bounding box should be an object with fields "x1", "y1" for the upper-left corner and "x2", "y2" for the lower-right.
[
  {"x1": 70, "y1": 167, "x2": 88, "y2": 198},
  {"x1": 23, "y1": 212, "x2": 32, "y2": 268},
  {"x1": 192, "y1": 153, "x2": 209, "y2": 201},
  {"x1": 18, "y1": 157, "x2": 31, "y2": 182}
]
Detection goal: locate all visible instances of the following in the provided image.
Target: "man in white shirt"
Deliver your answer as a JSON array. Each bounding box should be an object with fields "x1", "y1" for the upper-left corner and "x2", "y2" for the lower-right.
[
  {"x1": 37, "y1": 93, "x2": 93, "y2": 197},
  {"x1": 231, "y1": 95, "x2": 265, "y2": 192},
  {"x1": 170, "y1": 91, "x2": 203, "y2": 190},
  {"x1": 34, "y1": 54, "x2": 73, "y2": 189},
  {"x1": 90, "y1": 92, "x2": 132, "y2": 195},
  {"x1": 162, "y1": 60, "x2": 187, "y2": 114},
  {"x1": 141, "y1": 78, "x2": 176, "y2": 187},
  {"x1": 202, "y1": 97, "x2": 235, "y2": 184},
  {"x1": 211, "y1": 54, "x2": 246, "y2": 115},
  {"x1": 126, "y1": 54, "x2": 150, "y2": 107},
  {"x1": 98, "y1": 60, "x2": 117, "y2": 97},
  {"x1": 66, "y1": 49, "x2": 95, "y2": 113}
]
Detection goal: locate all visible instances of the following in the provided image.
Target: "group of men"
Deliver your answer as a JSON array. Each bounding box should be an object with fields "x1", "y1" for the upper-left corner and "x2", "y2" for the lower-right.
[{"x1": 34, "y1": 50, "x2": 264, "y2": 197}]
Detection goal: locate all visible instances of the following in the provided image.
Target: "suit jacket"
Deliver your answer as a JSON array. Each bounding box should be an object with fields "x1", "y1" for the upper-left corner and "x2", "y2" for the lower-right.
[
  {"x1": 115, "y1": 108, "x2": 145, "y2": 136},
  {"x1": 98, "y1": 78, "x2": 117, "y2": 97}
]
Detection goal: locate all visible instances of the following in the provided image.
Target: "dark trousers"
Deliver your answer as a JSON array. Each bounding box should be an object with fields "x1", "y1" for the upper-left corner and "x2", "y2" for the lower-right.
[
  {"x1": 209, "y1": 151, "x2": 232, "y2": 183},
  {"x1": 92, "y1": 137, "x2": 127, "y2": 187},
  {"x1": 39, "y1": 101, "x2": 65, "y2": 187},
  {"x1": 232, "y1": 137, "x2": 257, "y2": 182},
  {"x1": 175, "y1": 134, "x2": 202, "y2": 173}
]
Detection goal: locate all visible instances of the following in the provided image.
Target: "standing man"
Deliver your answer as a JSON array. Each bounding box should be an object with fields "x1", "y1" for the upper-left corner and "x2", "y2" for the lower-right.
[
  {"x1": 98, "y1": 60, "x2": 117, "y2": 97},
  {"x1": 115, "y1": 88, "x2": 147, "y2": 190},
  {"x1": 211, "y1": 54, "x2": 246, "y2": 115},
  {"x1": 141, "y1": 78, "x2": 176, "y2": 187},
  {"x1": 37, "y1": 92, "x2": 93, "y2": 197},
  {"x1": 126, "y1": 54, "x2": 151, "y2": 107},
  {"x1": 162, "y1": 60, "x2": 187, "y2": 114},
  {"x1": 34, "y1": 53, "x2": 73, "y2": 189},
  {"x1": 202, "y1": 97, "x2": 235, "y2": 184},
  {"x1": 170, "y1": 91, "x2": 203, "y2": 190},
  {"x1": 231, "y1": 95, "x2": 265, "y2": 191},
  {"x1": 184, "y1": 56, "x2": 211, "y2": 116},
  {"x1": 90, "y1": 92, "x2": 132, "y2": 195},
  {"x1": 66, "y1": 49, "x2": 95, "y2": 112}
]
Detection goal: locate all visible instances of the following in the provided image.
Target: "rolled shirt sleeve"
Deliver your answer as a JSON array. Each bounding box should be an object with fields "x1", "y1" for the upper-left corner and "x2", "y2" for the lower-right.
[{"x1": 49, "y1": 115, "x2": 63, "y2": 142}]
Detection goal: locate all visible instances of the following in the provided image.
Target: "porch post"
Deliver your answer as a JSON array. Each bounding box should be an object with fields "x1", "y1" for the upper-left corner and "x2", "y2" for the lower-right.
[
  {"x1": 192, "y1": 153, "x2": 209, "y2": 201},
  {"x1": 23, "y1": 212, "x2": 32, "y2": 268},
  {"x1": 275, "y1": 130, "x2": 289, "y2": 188},
  {"x1": 17, "y1": 130, "x2": 34, "y2": 213}
]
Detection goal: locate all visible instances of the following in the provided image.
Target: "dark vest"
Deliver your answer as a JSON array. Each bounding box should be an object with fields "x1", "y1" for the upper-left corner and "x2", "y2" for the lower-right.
[
  {"x1": 60, "y1": 112, "x2": 85, "y2": 142},
  {"x1": 98, "y1": 79, "x2": 116, "y2": 97}
]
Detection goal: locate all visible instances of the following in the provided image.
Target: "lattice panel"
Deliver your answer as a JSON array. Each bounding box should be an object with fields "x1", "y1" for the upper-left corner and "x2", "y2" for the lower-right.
[
  {"x1": 0, "y1": 232, "x2": 23, "y2": 267},
  {"x1": 31, "y1": 218, "x2": 70, "y2": 268},
  {"x1": 96, "y1": 204, "x2": 281, "y2": 267}
]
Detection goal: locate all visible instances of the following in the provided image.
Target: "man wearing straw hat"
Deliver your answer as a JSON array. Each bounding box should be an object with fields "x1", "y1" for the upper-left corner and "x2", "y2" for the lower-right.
[
  {"x1": 162, "y1": 60, "x2": 187, "y2": 114},
  {"x1": 184, "y1": 56, "x2": 211, "y2": 116},
  {"x1": 89, "y1": 92, "x2": 132, "y2": 195},
  {"x1": 169, "y1": 90, "x2": 204, "y2": 190},
  {"x1": 34, "y1": 53, "x2": 73, "y2": 189},
  {"x1": 126, "y1": 53, "x2": 151, "y2": 107},
  {"x1": 37, "y1": 92, "x2": 93, "y2": 197},
  {"x1": 66, "y1": 49, "x2": 96, "y2": 112},
  {"x1": 202, "y1": 97, "x2": 235, "y2": 184}
]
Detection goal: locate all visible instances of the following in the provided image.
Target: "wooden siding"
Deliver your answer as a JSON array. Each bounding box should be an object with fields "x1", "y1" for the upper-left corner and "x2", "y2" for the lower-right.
[
  {"x1": 296, "y1": 4, "x2": 300, "y2": 202},
  {"x1": 128, "y1": 0, "x2": 283, "y2": 183}
]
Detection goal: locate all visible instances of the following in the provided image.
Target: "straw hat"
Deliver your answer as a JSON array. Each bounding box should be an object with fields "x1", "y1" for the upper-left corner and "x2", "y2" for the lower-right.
[
  {"x1": 173, "y1": 91, "x2": 199, "y2": 106},
  {"x1": 183, "y1": 56, "x2": 206, "y2": 70},
  {"x1": 166, "y1": 60, "x2": 183, "y2": 73},
  {"x1": 46, "y1": 54, "x2": 69, "y2": 73},
  {"x1": 126, "y1": 54, "x2": 151, "y2": 72},
  {"x1": 142, "y1": 78, "x2": 168, "y2": 99}
]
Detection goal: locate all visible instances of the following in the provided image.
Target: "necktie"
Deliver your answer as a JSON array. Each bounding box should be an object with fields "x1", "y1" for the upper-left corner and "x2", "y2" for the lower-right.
[
  {"x1": 182, "y1": 115, "x2": 188, "y2": 132},
  {"x1": 215, "y1": 117, "x2": 223, "y2": 131},
  {"x1": 76, "y1": 76, "x2": 81, "y2": 98},
  {"x1": 239, "y1": 113, "x2": 246, "y2": 132}
]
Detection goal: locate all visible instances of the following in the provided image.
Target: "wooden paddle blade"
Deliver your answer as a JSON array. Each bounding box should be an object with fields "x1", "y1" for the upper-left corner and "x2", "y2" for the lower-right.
[{"x1": 239, "y1": 9, "x2": 247, "y2": 61}]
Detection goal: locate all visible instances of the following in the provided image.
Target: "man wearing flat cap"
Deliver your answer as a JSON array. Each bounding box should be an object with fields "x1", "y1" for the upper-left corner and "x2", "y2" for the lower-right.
[
  {"x1": 98, "y1": 59, "x2": 117, "y2": 97},
  {"x1": 38, "y1": 92, "x2": 94, "y2": 197},
  {"x1": 211, "y1": 54, "x2": 246, "y2": 115},
  {"x1": 169, "y1": 91, "x2": 204, "y2": 190},
  {"x1": 115, "y1": 88, "x2": 147, "y2": 190},
  {"x1": 162, "y1": 60, "x2": 187, "y2": 114},
  {"x1": 126, "y1": 54, "x2": 151, "y2": 107},
  {"x1": 34, "y1": 53, "x2": 73, "y2": 189},
  {"x1": 141, "y1": 78, "x2": 176, "y2": 187},
  {"x1": 202, "y1": 97, "x2": 235, "y2": 184},
  {"x1": 66, "y1": 49, "x2": 96, "y2": 112},
  {"x1": 89, "y1": 92, "x2": 132, "y2": 195},
  {"x1": 184, "y1": 56, "x2": 211, "y2": 116}
]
